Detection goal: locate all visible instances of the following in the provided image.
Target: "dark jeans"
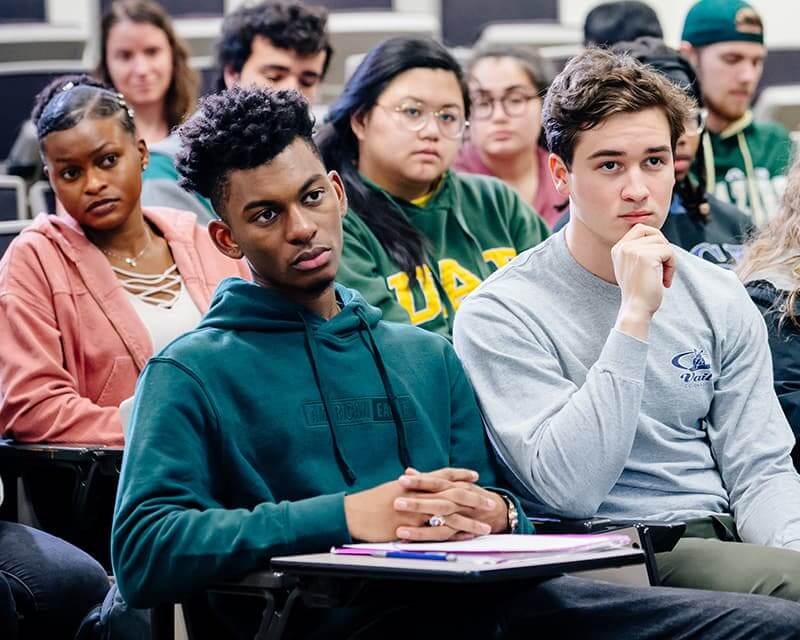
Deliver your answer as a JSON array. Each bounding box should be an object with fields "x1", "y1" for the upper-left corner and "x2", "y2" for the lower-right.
[
  {"x1": 0, "y1": 521, "x2": 110, "y2": 640},
  {"x1": 197, "y1": 573, "x2": 800, "y2": 639}
]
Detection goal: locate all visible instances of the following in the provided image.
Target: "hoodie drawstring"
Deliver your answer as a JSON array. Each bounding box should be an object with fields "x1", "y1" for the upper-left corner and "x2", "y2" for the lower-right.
[
  {"x1": 301, "y1": 316, "x2": 357, "y2": 485},
  {"x1": 355, "y1": 308, "x2": 413, "y2": 470}
]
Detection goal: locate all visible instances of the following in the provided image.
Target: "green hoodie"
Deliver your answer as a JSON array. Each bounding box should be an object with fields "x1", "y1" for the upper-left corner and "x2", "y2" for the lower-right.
[
  {"x1": 111, "y1": 278, "x2": 531, "y2": 607},
  {"x1": 338, "y1": 171, "x2": 549, "y2": 339},
  {"x1": 697, "y1": 111, "x2": 793, "y2": 226}
]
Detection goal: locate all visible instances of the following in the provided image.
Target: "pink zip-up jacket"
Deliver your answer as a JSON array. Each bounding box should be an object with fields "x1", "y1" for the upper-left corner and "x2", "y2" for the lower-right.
[{"x1": 0, "y1": 206, "x2": 250, "y2": 445}]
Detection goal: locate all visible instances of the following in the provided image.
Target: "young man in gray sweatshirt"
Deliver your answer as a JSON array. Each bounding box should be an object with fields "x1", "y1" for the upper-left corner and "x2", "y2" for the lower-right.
[{"x1": 453, "y1": 47, "x2": 800, "y2": 600}]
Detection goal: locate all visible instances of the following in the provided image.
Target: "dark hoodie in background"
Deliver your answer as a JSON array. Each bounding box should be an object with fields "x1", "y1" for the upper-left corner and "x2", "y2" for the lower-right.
[
  {"x1": 745, "y1": 276, "x2": 800, "y2": 469},
  {"x1": 111, "y1": 279, "x2": 531, "y2": 608}
]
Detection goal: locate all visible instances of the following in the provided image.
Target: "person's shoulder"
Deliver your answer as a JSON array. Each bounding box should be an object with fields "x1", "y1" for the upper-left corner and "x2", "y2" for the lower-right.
[
  {"x1": 672, "y1": 243, "x2": 743, "y2": 296},
  {"x1": 450, "y1": 171, "x2": 516, "y2": 201},
  {"x1": 342, "y1": 208, "x2": 378, "y2": 239},
  {"x1": 744, "y1": 278, "x2": 782, "y2": 310},
  {"x1": 375, "y1": 317, "x2": 463, "y2": 372},
  {"x1": 376, "y1": 316, "x2": 450, "y2": 349},
  {"x1": 464, "y1": 234, "x2": 560, "y2": 305},
  {"x1": 150, "y1": 325, "x2": 229, "y2": 375},
  {"x1": 751, "y1": 118, "x2": 791, "y2": 141}
]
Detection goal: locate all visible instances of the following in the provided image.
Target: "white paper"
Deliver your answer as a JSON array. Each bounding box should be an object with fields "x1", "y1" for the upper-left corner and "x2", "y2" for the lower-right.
[{"x1": 342, "y1": 533, "x2": 631, "y2": 554}]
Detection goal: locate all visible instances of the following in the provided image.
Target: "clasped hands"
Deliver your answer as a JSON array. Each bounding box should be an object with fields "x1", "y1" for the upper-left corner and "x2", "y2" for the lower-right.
[{"x1": 344, "y1": 467, "x2": 509, "y2": 543}]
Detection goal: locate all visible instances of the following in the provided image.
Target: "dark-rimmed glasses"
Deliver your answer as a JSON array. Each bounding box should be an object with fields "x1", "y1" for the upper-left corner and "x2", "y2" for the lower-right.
[{"x1": 470, "y1": 89, "x2": 540, "y2": 120}]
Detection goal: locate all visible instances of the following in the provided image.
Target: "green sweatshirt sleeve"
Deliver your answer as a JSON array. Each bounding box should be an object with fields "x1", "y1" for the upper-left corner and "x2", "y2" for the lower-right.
[
  {"x1": 509, "y1": 187, "x2": 550, "y2": 252},
  {"x1": 338, "y1": 211, "x2": 414, "y2": 325},
  {"x1": 443, "y1": 344, "x2": 533, "y2": 534},
  {"x1": 111, "y1": 359, "x2": 352, "y2": 608}
]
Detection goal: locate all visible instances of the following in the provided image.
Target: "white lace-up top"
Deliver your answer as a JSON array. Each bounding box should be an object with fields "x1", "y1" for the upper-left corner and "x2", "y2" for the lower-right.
[{"x1": 114, "y1": 263, "x2": 202, "y2": 353}]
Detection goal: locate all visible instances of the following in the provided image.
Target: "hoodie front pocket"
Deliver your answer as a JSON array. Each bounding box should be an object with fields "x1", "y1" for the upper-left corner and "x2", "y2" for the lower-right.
[{"x1": 96, "y1": 355, "x2": 137, "y2": 406}]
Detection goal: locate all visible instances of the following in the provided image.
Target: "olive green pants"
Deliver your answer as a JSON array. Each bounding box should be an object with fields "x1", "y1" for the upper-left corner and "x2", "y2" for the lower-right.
[{"x1": 655, "y1": 515, "x2": 800, "y2": 602}]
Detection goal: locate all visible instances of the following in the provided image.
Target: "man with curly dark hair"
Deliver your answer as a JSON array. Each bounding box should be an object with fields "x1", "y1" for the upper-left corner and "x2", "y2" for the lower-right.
[
  {"x1": 216, "y1": 0, "x2": 332, "y2": 101},
  {"x1": 110, "y1": 85, "x2": 800, "y2": 638},
  {"x1": 142, "y1": 1, "x2": 331, "y2": 224}
]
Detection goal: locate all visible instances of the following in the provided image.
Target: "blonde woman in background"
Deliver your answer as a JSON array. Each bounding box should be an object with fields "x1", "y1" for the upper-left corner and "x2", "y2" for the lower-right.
[{"x1": 739, "y1": 158, "x2": 800, "y2": 467}]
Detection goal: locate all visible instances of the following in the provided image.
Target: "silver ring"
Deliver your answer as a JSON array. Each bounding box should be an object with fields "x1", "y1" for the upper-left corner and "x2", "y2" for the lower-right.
[{"x1": 427, "y1": 515, "x2": 446, "y2": 527}]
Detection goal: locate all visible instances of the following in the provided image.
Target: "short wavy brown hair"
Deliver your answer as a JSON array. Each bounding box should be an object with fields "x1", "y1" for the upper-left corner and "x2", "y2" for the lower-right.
[
  {"x1": 96, "y1": 0, "x2": 199, "y2": 131},
  {"x1": 542, "y1": 47, "x2": 693, "y2": 168}
]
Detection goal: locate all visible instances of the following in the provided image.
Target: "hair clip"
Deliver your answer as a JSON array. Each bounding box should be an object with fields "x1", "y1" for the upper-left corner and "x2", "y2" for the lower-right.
[
  {"x1": 61, "y1": 81, "x2": 75, "y2": 92},
  {"x1": 115, "y1": 92, "x2": 135, "y2": 119}
]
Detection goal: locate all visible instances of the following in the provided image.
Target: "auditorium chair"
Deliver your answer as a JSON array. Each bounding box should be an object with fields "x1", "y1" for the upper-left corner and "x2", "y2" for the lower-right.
[
  {"x1": 0, "y1": 439, "x2": 123, "y2": 569},
  {"x1": 0, "y1": 219, "x2": 31, "y2": 259},
  {"x1": 0, "y1": 175, "x2": 28, "y2": 221},
  {"x1": 28, "y1": 179, "x2": 55, "y2": 215}
]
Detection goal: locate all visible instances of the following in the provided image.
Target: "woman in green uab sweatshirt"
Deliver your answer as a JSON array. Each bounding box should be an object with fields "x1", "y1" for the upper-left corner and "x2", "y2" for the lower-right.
[{"x1": 316, "y1": 37, "x2": 549, "y2": 339}]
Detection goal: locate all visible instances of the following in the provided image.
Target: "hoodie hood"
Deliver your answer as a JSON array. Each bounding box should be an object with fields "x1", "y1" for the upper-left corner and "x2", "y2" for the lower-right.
[
  {"x1": 199, "y1": 278, "x2": 381, "y2": 335},
  {"x1": 198, "y1": 279, "x2": 410, "y2": 483}
]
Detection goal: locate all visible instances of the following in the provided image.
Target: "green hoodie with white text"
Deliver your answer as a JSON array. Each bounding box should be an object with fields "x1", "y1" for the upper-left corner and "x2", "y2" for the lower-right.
[{"x1": 696, "y1": 111, "x2": 793, "y2": 225}]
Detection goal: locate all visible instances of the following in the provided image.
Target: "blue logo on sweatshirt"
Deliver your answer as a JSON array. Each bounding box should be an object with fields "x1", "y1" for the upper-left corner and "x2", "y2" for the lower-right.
[{"x1": 671, "y1": 349, "x2": 713, "y2": 385}]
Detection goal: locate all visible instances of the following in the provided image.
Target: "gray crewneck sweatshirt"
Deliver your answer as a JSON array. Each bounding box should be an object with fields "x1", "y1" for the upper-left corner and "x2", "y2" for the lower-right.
[{"x1": 454, "y1": 229, "x2": 800, "y2": 550}]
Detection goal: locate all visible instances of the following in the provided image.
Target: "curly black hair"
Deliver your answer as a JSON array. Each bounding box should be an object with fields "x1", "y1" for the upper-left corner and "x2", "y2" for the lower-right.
[
  {"x1": 32, "y1": 73, "x2": 136, "y2": 141},
  {"x1": 176, "y1": 87, "x2": 317, "y2": 218},
  {"x1": 215, "y1": 0, "x2": 332, "y2": 92}
]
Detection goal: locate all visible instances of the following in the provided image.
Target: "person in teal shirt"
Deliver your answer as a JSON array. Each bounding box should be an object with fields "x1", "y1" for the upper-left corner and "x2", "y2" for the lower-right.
[
  {"x1": 317, "y1": 37, "x2": 549, "y2": 340},
  {"x1": 111, "y1": 86, "x2": 800, "y2": 639}
]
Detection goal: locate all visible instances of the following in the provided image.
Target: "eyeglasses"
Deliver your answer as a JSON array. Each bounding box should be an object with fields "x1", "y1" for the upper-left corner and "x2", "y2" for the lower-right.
[
  {"x1": 375, "y1": 101, "x2": 468, "y2": 139},
  {"x1": 470, "y1": 89, "x2": 540, "y2": 120},
  {"x1": 684, "y1": 108, "x2": 707, "y2": 136}
]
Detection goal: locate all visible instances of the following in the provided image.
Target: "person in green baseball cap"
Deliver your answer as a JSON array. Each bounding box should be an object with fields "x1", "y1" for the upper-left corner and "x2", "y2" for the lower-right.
[{"x1": 680, "y1": 0, "x2": 793, "y2": 226}]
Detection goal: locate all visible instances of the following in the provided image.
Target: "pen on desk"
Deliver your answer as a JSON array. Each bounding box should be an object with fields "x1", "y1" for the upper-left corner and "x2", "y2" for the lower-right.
[
  {"x1": 331, "y1": 547, "x2": 457, "y2": 561},
  {"x1": 374, "y1": 550, "x2": 457, "y2": 562}
]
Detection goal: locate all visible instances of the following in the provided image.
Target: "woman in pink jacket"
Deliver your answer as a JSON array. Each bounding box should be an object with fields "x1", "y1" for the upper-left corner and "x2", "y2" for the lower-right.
[
  {"x1": 0, "y1": 75, "x2": 249, "y2": 447},
  {"x1": 453, "y1": 45, "x2": 565, "y2": 228}
]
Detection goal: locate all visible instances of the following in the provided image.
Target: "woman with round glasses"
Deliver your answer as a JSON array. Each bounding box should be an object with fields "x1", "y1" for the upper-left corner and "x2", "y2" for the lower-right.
[
  {"x1": 454, "y1": 45, "x2": 565, "y2": 228},
  {"x1": 317, "y1": 37, "x2": 548, "y2": 339}
]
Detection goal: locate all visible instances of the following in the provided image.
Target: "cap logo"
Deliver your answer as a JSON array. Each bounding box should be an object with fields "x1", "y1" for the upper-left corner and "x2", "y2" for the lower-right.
[{"x1": 735, "y1": 7, "x2": 762, "y2": 35}]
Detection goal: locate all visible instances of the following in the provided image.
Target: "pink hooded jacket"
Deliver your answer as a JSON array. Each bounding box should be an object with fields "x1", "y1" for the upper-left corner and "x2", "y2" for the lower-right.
[{"x1": 0, "y1": 206, "x2": 250, "y2": 446}]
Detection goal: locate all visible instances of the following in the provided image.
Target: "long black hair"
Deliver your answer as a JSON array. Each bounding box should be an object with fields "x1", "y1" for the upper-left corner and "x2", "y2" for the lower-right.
[{"x1": 315, "y1": 36, "x2": 470, "y2": 281}]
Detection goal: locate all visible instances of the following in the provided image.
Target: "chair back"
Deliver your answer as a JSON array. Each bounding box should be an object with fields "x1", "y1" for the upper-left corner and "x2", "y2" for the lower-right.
[
  {"x1": 0, "y1": 219, "x2": 30, "y2": 259},
  {"x1": 0, "y1": 175, "x2": 27, "y2": 221}
]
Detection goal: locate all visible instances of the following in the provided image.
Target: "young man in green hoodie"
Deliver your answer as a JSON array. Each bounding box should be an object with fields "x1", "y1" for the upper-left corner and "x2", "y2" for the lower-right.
[
  {"x1": 111, "y1": 86, "x2": 800, "y2": 638},
  {"x1": 680, "y1": 0, "x2": 793, "y2": 225}
]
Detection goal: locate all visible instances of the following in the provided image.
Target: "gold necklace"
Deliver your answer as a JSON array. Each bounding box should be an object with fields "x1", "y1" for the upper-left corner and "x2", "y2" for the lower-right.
[{"x1": 100, "y1": 225, "x2": 153, "y2": 268}]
